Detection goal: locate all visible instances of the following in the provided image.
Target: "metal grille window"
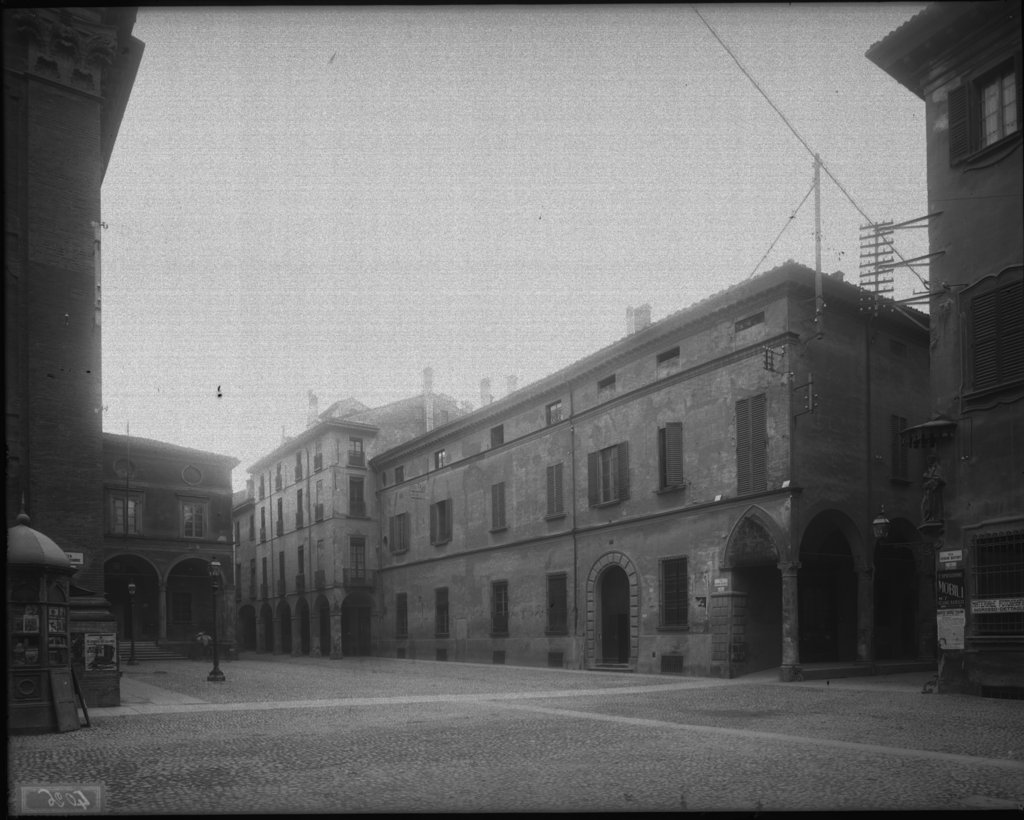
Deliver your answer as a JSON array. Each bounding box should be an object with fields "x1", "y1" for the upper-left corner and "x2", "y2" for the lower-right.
[
  {"x1": 658, "y1": 422, "x2": 684, "y2": 490},
  {"x1": 546, "y1": 463, "x2": 564, "y2": 517},
  {"x1": 660, "y1": 557, "x2": 688, "y2": 628},
  {"x1": 972, "y1": 530, "x2": 1024, "y2": 637},
  {"x1": 491, "y1": 482, "x2": 507, "y2": 530},
  {"x1": 736, "y1": 394, "x2": 767, "y2": 495},
  {"x1": 546, "y1": 573, "x2": 567, "y2": 634},
  {"x1": 396, "y1": 593, "x2": 408, "y2": 638},
  {"x1": 588, "y1": 442, "x2": 629, "y2": 506},
  {"x1": 435, "y1": 587, "x2": 449, "y2": 636},
  {"x1": 491, "y1": 581, "x2": 509, "y2": 635}
]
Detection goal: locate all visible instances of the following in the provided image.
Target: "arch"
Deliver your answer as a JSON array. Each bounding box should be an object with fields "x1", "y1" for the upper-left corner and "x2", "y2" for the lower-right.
[
  {"x1": 798, "y1": 509, "x2": 862, "y2": 663},
  {"x1": 165, "y1": 557, "x2": 219, "y2": 643},
  {"x1": 259, "y1": 602, "x2": 274, "y2": 652},
  {"x1": 874, "y1": 516, "x2": 926, "y2": 661},
  {"x1": 314, "y1": 594, "x2": 332, "y2": 658},
  {"x1": 276, "y1": 600, "x2": 292, "y2": 654},
  {"x1": 585, "y1": 552, "x2": 639, "y2": 669},
  {"x1": 104, "y1": 554, "x2": 160, "y2": 643},
  {"x1": 722, "y1": 506, "x2": 784, "y2": 568},
  {"x1": 295, "y1": 597, "x2": 311, "y2": 655},
  {"x1": 237, "y1": 605, "x2": 258, "y2": 652}
]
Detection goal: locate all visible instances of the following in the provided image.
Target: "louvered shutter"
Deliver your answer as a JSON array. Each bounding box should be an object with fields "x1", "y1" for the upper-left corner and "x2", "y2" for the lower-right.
[
  {"x1": 430, "y1": 503, "x2": 438, "y2": 544},
  {"x1": 972, "y1": 289, "x2": 1001, "y2": 389},
  {"x1": 547, "y1": 463, "x2": 563, "y2": 516},
  {"x1": 736, "y1": 398, "x2": 752, "y2": 495},
  {"x1": 491, "y1": 483, "x2": 505, "y2": 529},
  {"x1": 588, "y1": 451, "x2": 600, "y2": 507},
  {"x1": 389, "y1": 516, "x2": 396, "y2": 552},
  {"x1": 998, "y1": 279, "x2": 1024, "y2": 384},
  {"x1": 750, "y1": 393, "x2": 767, "y2": 492},
  {"x1": 617, "y1": 441, "x2": 630, "y2": 501},
  {"x1": 663, "y1": 422, "x2": 683, "y2": 487},
  {"x1": 948, "y1": 85, "x2": 970, "y2": 164}
]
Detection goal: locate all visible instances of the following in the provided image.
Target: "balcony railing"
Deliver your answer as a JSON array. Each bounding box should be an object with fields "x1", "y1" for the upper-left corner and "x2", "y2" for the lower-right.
[
  {"x1": 342, "y1": 569, "x2": 376, "y2": 588},
  {"x1": 295, "y1": 573, "x2": 305, "y2": 594},
  {"x1": 349, "y1": 500, "x2": 367, "y2": 518},
  {"x1": 348, "y1": 450, "x2": 365, "y2": 468},
  {"x1": 314, "y1": 569, "x2": 326, "y2": 589}
]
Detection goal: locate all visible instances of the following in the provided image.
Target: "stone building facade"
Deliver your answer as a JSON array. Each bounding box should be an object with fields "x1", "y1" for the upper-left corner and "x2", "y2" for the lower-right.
[
  {"x1": 867, "y1": 0, "x2": 1024, "y2": 695},
  {"x1": 371, "y1": 262, "x2": 932, "y2": 679}
]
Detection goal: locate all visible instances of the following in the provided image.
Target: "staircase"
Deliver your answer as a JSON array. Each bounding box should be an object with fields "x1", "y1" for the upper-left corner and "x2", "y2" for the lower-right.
[{"x1": 118, "y1": 641, "x2": 190, "y2": 663}]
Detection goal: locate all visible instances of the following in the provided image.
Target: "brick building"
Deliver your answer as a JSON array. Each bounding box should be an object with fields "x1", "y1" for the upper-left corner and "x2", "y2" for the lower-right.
[
  {"x1": 102, "y1": 433, "x2": 237, "y2": 657},
  {"x1": 233, "y1": 387, "x2": 465, "y2": 658},
  {"x1": 4, "y1": 7, "x2": 143, "y2": 706},
  {"x1": 867, "y1": 0, "x2": 1024, "y2": 695}
]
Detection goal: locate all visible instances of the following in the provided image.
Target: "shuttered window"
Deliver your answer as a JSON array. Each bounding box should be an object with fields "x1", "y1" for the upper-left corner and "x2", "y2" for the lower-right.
[
  {"x1": 660, "y1": 557, "x2": 688, "y2": 628},
  {"x1": 588, "y1": 442, "x2": 629, "y2": 506},
  {"x1": 970, "y1": 274, "x2": 1024, "y2": 393},
  {"x1": 430, "y1": 499, "x2": 452, "y2": 545},
  {"x1": 736, "y1": 394, "x2": 767, "y2": 495},
  {"x1": 491, "y1": 581, "x2": 509, "y2": 635},
  {"x1": 949, "y1": 58, "x2": 1022, "y2": 165},
  {"x1": 389, "y1": 513, "x2": 409, "y2": 554},
  {"x1": 546, "y1": 573, "x2": 568, "y2": 634},
  {"x1": 658, "y1": 422, "x2": 684, "y2": 490},
  {"x1": 490, "y1": 482, "x2": 506, "y2": 530},
  {"x1": 546, "y1": 463, "x2": 564, "y2": 517}
]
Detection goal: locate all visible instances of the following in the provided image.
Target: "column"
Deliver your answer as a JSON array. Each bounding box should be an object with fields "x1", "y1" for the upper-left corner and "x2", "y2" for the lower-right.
[
  {"x1": 158, "y1": 580, "x2": 167, "y2": 643},
  {"x1": 778, "y1": 561, "x2": 801, "y2": 681},
  {"x1": 857, "y1": 566, "x2": 874, "y2": 663}
]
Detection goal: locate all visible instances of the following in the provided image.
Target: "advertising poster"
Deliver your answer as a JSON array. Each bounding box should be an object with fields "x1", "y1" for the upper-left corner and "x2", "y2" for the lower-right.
[
  {"x1": 937, "y1": 570, "x2": 965, "y2": 609},
  {"x1": 936, "y1": 609, "x2": 965, "y2": 650},
  {"x1": 84, "y1": 634, "x2": 118, "y2": 671}
]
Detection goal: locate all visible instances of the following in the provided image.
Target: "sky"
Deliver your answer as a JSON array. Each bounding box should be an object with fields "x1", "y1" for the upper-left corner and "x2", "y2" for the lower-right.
[{"x1": 99, "y1": 3, "x2": 931, "y2": 491}]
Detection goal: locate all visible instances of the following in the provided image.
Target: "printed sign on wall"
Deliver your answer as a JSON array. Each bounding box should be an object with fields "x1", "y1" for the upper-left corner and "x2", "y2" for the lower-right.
[
  {"x1": 936, "y1": 609, "x2": 965, "y2": 650},
  {"x1": 937, "y1": 570, "x2": 965, "y2": 609}
]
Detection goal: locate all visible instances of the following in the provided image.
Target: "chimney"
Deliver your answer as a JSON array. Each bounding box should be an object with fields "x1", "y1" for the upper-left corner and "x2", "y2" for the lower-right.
[
  {"x1": 480, "y1": 378, "x2": 493, "y2": 406},
  {"x1": 423, "y1": 366, "x2": 434, "y2": 394},
  {"x1": 505, "y1": 375, "x2": 518, "y2": 396},
  {"x1": 626, "y1": 306, "x2": 635, "y2": 335},
  {"x1": 635, "y1": 303, "x2": 652, "y2": 332},
  {"x1": 307, "y1": 391, "x2": 319, "y2": 427}
]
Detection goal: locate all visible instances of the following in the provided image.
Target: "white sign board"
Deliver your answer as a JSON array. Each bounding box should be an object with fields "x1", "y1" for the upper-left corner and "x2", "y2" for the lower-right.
[
  {"x1": 936, "y1": 609, "x2": 965, "y2": 650},
  {"x1": 64, "y1": 551, "x2": 84, "y2": 567}
]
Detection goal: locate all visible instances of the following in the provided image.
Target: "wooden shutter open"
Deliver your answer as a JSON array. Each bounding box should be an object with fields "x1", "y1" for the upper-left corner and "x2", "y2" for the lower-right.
[
  {"x1": 617, "y1": 441, "x2": 630, "y2": 501},
  {"x1": 587, "y1": 451, "x2": 600, "y2": 507},
  {"x1": 663, "y1": 422, "x2": 683, "y2": 488},
  {"x1": 948, "y1": 85, "x2": 970, "y2": 164},
  {"x1": 750, "y1": 393, "x2": 767, "y2": 492}
]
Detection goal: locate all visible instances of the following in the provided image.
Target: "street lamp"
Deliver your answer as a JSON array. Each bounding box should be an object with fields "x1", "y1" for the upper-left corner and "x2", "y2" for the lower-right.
[
  {"x1": 872, "y1": 506, "x2": 891, "y2": 541},
  {"x1": 127, "y1": 580, "x2": 138, "y2": 665},
  {"x1": 207, "y1": 559, "x2": 225, "y2": 682}
]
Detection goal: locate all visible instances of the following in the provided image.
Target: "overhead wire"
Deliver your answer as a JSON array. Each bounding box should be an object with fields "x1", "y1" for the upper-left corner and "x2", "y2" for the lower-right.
[
  {"x1": 748, "y1": 178, "x2": 816, "y2": 279},
  {"x1": 691, "y1": 5, "x2": 930, "y2": 306}
]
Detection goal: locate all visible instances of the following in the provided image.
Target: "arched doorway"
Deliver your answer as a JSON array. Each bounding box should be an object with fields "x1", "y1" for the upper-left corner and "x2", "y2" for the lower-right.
[
  {"x1": 277, "y1": 601, "x2": 292, "y2": 654},
  {"x1": 798, "y1": 512, "x2": 859, "y2": 663},
  {"x1": 296, "y1": 597, "x2": 311, "y2": 655},
  {"x1": 874, "y1": 518, "x2": 920, "y2": 660},
  {"x1": 166, "y1": 558, "x2": 219, "y2": 643},
  {"x1": 341, "y1": 592, "x2": 372, "y2": 656},
  {"x1": 104, "y1": 555, "x2": 159, "y2": 642},
  {"x1": 723, "y1": 513, "x2": 783, "y2": 674},
  {"x1": 259, "y1": 603, "x2": 274, "y2": 652},
  {"x1": 315, "y1": 595, "x2": 331, "y2": 657},
  {"x1": 599, "y1": 566, "x2": 630, "y2": 665},
  {"x1": 237, "y1": 605, "x2": 257, "y2": 652}
]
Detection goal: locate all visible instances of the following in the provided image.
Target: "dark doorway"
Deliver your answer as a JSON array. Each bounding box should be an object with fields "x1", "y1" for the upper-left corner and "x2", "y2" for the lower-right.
[
  {"x1": 874, "y1": 544, "x2": 918, "y2": 660},
  {"x1": 260, "y1": 603, "x2": 274, "y2": 652},
  {"x1": 296, "y1": 598, "x2": 311, "y2": 655},
  {"x1": 278, "y1": 602, "x2": 292, "y2": 654},
  {"x1": 317, "y1": 598, "x2": 331, "y2": 657},
  {"x1": 799, "y1": 529, "x2": 857, "y2": 663},
  {"x1": 732, "y1": 565, "x2": 783, "y2": 672},
  {"x1": 341, "y1": 594, "x2": 372, "y2": 656},
  {"x1": 104, "y1": 556, "x2": 159, "y2": 642},
  {"x1": 238, "y1": 605, "x2": 257, "y2": 651},
  {"x1": 600, "y1": 565, "x2": 630, "y2": 665}
]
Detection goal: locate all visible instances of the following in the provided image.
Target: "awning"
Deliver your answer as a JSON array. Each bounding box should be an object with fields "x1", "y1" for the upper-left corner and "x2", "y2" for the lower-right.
[{"x1": 900, "y1": 415, "x2": 957, "y2": 449}]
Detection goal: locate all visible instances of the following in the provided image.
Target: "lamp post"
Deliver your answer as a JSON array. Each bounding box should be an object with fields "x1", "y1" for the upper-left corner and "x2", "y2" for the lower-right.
[
  {"x1": 127, "y1": 580, "x2": 138, "y2": 665},
  {"x1": 872, "y1": 506, "x2": 891, "y2": 541},
  {"x1": 207, "y1": 559, "x2": 225, "y2": 682}
]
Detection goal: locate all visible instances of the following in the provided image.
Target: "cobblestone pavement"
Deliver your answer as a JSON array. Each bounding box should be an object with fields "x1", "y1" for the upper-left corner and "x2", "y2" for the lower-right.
[{"x1": 9, "y1": 655, "x2": 1024, "y2": 814}]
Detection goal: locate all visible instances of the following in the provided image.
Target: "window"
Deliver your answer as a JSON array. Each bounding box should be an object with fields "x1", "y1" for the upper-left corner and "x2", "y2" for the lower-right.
[
  {"x1": 261, "y1": 556, "x2": 267, "y2": 587},
  {"x1": 587, "y1": 442, "x2": 629, "y2": 506},
  {"x1": 279, "y1": 550, "x2": 285, "y2": 580},
  {"x1": 491, "y1": 482, "x2": 507, "y2": 530},
  {"x1": 395, "y1": 465, "x2": 405, "y2": 483},
  {"x1": 313, "y1": 440, "x2": 323, "y2": 471},
  {"x1": 260, "y1": 507, "x2": 267, "y2": 542},
  {"x1": 110, "y1": 493, "x2": 142, "y2": 535},
  {"x1": 249, "y1": 559, "x2": 256, "y2": 598},
  {"x1": 660, "y1": 557, "x2": 688, "y2": 628},
  {"x1": 170, "y1": 592, "x2": 191, "y2": 623},
  {"x1": 658, "y1": 422, "x2": 684, "y2": 490},
  {"x1": 248, "y1": 513, "x2": 255, "y2": 542},
  {"x1": 735, "y1": 311, "x2": 765, "y2": 332},
  {"x1": 547, "y1": 573, "x2": 568, "y2": 634},
  {"x1": 297, "y1": 544, "x2": 304, "y2": 576},
  {"x1": 490, "y1": 425, "x2": 504, "y2": 447},
  {"x1": 736, "y1": 393, "x2": 767, "y2": 495},
  {"x1": 296, "y1": 489, "x2": 304, "y2": 528},
  {"x1": 350, "y1": 536, "x2": 366, "y2": 579},
  {"x1": 949, "y1": 60, "x2": 1021, "y2": 163},
  {"x1": 349, "y1": 477, "x2": 366, "y2": 517},
  {"x1": 491, "y1": 581, "x2": 509, "y2": 635},
  {"x1": 294, "y1": 451, "x2": 303, "y2": 481},
  {"x1": 597, "y1": 374, "x2": 616, "y2": 396},
  {"x1": 181, "y1": 500, "x2": 207, "y2": 538},
  {"x1": 656, "y1": 346, "x2": 680, "y2": 376},
  {"x1": 434, "y1": 448, "x2": 447, "y2": 469},
  {"x1": 389, "y1": 512, "x2": 410, "y2": 554},
  {"x1": 546, "y1": 400, "x2": 563, "y2": 425},
  {"x1": 381, "y1": 470, "x2": 387, "y2": 487},
  {"x1": 546, "y1": 463, "x2": 564, "y2": 517},
  {"x1": 396, "y1": 593, "x2": 408, "y2": 639},
  {"x1": 315, "y1": 480, "x2": 324, "y2": 521},
  {"x1": 275, "y1": 463, "x2": 282, "y2": 491},
  {"x1": 430, "y1": 499, "x2": 452, "y2": 545},
  {"x1": 348, "y1": 437, "x2": 365, "y2": 467},
  {"x1": 890, "y1": 415, "x2": 909, "y2": 481},
  {"x1": 971, "y1": 530, "x2": 1024, "y2": 637},
  {"x1": 258, "y1": 475, "x2": 266, "y2": 500},
  {"x1": 435, "y1": 587, "x2": 449, "y2": 636},
  {"x1": 966, "y1": 269, "x2": 1024, "y2": 395},
  {"x1": 276, "y1": 498, "x2": 284, "y2": 536}
]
